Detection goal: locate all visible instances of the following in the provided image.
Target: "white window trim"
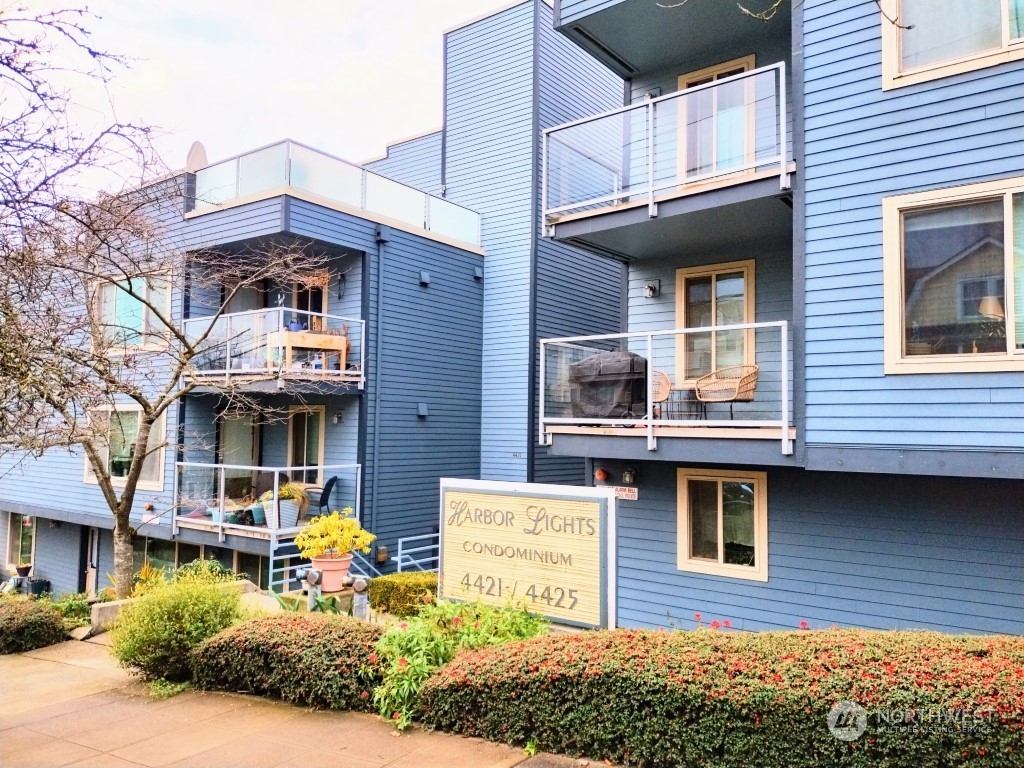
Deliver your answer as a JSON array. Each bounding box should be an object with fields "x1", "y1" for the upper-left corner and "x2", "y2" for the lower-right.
[
  {"x1": 882, "y1": 177, "x2": 1024, "y2": 374},
  {"x1": 880, "y1": 0, "x2": 1024, "y2": 90},
  {"x1": 674, "y1": 259, "x2": 756, "y2": 386},
  {"x1": 94, "y1": 274, "x2": 172, "y2": 352},
  {"x1": 83, "y1": 405, "x2": 167, "y2": 492},
  {"x1": 676, "y1": 468, "x2": 768, "y2": 582},
  {"x1": 6, "y1": 512, "x2": 37, "y2": 569}
]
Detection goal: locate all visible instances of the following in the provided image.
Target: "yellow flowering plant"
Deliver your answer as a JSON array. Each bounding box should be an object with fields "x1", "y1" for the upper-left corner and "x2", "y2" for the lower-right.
[{"x1": 293, "y1": 508, "x2": 376, "y2": 559}]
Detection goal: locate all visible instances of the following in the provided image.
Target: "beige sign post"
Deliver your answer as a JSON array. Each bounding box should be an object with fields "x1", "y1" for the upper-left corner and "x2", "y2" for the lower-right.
[{"x1": 439, "y1": 479, "x2": 615, "y2": 629}]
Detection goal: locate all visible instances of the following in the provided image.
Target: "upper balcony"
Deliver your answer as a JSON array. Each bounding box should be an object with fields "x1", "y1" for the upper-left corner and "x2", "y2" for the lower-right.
[
  {"x1": 543, "y1": 62, "x2": 793, "y2": 260},
  {"x1": 190, "y1": 139, "x2": 481, "y2": 250},
  {"x1": 184, "y1": 307, "x2": 365, "y2": 391}
]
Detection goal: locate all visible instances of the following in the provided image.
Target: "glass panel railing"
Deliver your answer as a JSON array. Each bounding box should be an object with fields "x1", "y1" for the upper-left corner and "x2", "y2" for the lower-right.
[
  {"x1": 175, "y1": 462, "x2": 362, "y2": 533},
  {"x1": 364, "y1": 171, "x2": 425, "y2": 229},
  {"x1": 238, "y1": 143, "x2": 288, "y2": 197},
  {"x1": 428, "y1": 197, "x2": 480, "y2": 245},
  {"x1": 185, "y1": 308, "x2": 364, "y2": 384},
  {"x1": 194, "y1": 159, "x2": 237, "y2": 209},
  {"x1": 540, "y1": 321, "x2": 792, "y2": 453},
  {"x1": 191, "y1": 140, "x2": 481, "y2": 247},
  {"x1": 544, "y1": 62, "x2": 787, "y2": 219},
  {"x1": 290, "y1": 142, "x2": 363, "y2": 208}
]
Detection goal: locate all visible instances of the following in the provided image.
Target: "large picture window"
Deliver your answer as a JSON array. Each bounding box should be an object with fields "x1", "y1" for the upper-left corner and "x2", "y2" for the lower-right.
[
  {"x1": 675, "y1": 260, "x2": 755, "y2": 383},
  {"x1": 677, "y1": 468, "x2": 767, "y2": 581},
  {"x1": 96, "y1": 277, "x2": 170, "y2": 347},
  {"x1": 882, "y1": 0, "x2": 1024, "y2": 89},
  {"x1": 6, "y1": 513, "x2": 35, "y2": 567},
  {"x1": 84, "y1": 407, "x2": 166, "y2": 490},
  {"x1": 883, "y1": 178, "x2": 1024, "y2": 373}
]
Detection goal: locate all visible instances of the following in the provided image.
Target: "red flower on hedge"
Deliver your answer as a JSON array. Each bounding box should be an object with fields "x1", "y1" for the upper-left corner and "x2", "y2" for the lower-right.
[
  {"x1": 722, "y1": 620, "x2": 732, "y2": 628},
  {"x1": 360, "y1": 691, "x2": 369, "y2": 700},
  {"x1": 694, "y1": 613, "x2": 702, "y2": 622},
  {"x1": 799, "y1": 621, "x2": 810, "y2": 630},
  {"x1": 710, "y1": 620, "x2": 721, "y2": 630},
  {"x1": 452, "y1": 616, "x2": 463, "y2": 626},
  {"x1": 398, "y1": 657, "x2": 409, "y2": 668},
  {"x1": 368, "y1": 653, "x2": 378, "y2": 664}
]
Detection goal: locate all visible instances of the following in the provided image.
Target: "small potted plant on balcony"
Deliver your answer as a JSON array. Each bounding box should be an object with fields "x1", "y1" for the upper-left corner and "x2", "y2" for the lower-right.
[
  {"x1": 258, "y1": 482, "x2": 309, "y2": 528},
  {"x1": 15, "y1": 562, "x2": 31, "y2": 578},
  {"x1": 293, "y1": 508, "x2": 375, "y2": 592}
]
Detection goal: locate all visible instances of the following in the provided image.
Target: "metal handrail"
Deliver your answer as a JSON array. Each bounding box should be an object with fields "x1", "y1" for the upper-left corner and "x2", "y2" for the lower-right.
[
  {"x1": 393, "y1": 533, "x2": 439, "y2": 572},
  {"x1": 543, "y1": 61, "x2": 789, "y2": 221},
  {"x1": 539, "y1": 321, "x2": 792, "y2": 454}
]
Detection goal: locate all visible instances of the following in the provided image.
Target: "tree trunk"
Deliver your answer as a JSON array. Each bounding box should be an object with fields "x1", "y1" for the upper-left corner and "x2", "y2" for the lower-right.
[{"x1": 112, "y1": 511, "x2": 135, "y2": 599}]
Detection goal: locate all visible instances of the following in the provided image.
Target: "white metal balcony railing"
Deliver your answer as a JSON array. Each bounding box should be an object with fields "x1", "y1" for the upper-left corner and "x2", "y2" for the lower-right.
[
  {"x1": 539, "y1": 321, "x2": 792, "y2": 454},
  {"x1": 174, "y1": 461, "x2": 362, "y2": 541},
  {"x1": 543, "y1": 62, "x2": 789, "y2": 222},
  {"x1": 183, "y1": 307, "x2": 365, "y2": 386},
  {"x1": 193, "y1": 139, "x2": 481, "y2": 248}
]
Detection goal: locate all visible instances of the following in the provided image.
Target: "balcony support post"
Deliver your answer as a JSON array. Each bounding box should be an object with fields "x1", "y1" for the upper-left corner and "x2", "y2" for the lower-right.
[{"x1": 647, "y1": 102, "x2": 657, "y2": 218}]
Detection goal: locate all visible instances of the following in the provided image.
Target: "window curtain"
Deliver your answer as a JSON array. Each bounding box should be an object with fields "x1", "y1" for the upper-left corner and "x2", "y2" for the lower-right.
[
  {"x1": 901, "y1": 0, "x2": 1001, "y2": 69},
  {"x1": 1014, "y1": 194, "x2": 1024, "y2": 349}
]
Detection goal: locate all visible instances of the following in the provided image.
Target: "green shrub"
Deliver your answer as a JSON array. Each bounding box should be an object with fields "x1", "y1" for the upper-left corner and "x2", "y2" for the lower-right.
[
  {"x1": 420, "y1": 628, "x2": 1024, "y2": 768},
  {"x1": 367, "y1": 572, "x2": 438, "y2": 617},
  {"x1": 374, "y1": 599, "x2": 547, "y2": 729},
  {"x1": 174, "y1": 558, "x2": 241, "y2": 582},
  {"x1": 0, "y1": 596, "x2": 67, "y2": 653},
  {"x1": 110, "y1": 574, "x2": 242, "y2": 681},
  {"x1": 190, "y1": 614, "x2": 382, "y2": 710},
  {"x1": 37, "y1": 592, "x2": 91, "y2": 630}
]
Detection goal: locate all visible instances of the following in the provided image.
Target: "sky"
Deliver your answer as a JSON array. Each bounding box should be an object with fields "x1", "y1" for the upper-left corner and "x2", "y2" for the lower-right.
[{"x1": 61, "y1": 1, "x2": 518, "y2": 171}]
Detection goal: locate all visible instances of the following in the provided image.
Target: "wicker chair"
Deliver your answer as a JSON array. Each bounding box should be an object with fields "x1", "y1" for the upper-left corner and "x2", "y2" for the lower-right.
[{"x1": 694, "y1": 364, "x2": 759, "y2": 419}]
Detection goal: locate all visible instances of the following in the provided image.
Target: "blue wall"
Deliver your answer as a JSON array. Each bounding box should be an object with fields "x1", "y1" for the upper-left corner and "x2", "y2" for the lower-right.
[
  {"x1": 364, "y1": 131, "x2": 442, "y2": 195},
  {"x1": 556, "y1": 0, "x2": 625, "y2": 27},
  {"x1": 803, "y1": 0, "x2": 1024, "y2": 451},
  {"x1": 605, "y1": 460, "x2": 1024, "y2": 635}
]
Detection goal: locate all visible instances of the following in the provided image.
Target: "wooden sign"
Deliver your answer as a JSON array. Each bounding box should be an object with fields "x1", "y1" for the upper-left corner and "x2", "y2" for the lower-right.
[{"x1": 440, "y1": 479, "x2": 615, "y2": 629}]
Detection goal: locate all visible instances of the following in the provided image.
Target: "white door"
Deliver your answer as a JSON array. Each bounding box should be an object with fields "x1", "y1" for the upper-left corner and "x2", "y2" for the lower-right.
[{"x1": 85, "y1": 527, "x2": 99, "y2": 596}]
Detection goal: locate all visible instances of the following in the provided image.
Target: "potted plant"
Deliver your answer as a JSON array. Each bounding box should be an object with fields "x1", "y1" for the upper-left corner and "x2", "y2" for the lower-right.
[
  {"x1": 15, "y1": 563, "x2": 31, "y2": 578},
  {"x1": 293, "y1": 508, "x2": 375, "y2": 592},
  {"x1": 258, "y1": 482, "x2": 309, "y2": 528}
]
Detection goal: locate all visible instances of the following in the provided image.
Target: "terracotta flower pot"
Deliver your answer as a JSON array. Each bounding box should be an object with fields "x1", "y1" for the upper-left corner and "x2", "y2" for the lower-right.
[{"x1": 311, "y1": 552, "x2": 353, "y2": 592}]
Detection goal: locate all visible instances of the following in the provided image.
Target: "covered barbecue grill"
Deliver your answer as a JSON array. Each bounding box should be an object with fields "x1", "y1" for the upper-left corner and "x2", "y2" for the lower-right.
[{"x1": 569, "y1": 350, "x2": 647, "y2": 418}]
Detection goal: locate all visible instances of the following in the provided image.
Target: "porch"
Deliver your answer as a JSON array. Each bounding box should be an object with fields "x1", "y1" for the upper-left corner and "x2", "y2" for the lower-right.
[
  {"x1": 540, "y1": 322, "x2": 794, "y2": 455},
  {"x1": 543, "y1": 62, "x2": 793, "y2": 258},
  {"x1": 184, "y1": 308, "x2": 365, "y2": 388}
]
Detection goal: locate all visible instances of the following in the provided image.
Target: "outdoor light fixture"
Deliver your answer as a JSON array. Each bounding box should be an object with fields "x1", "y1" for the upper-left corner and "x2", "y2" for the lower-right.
[
  {"x1": 644, "y1": 280, "x2": 660, "y2": 298},
  {"x1": 594, "y1": 467, "x2": 609, "y2": 483},
  {"x1": 622, "y1": 466, "x2": 637, "y2": 485},
  {"x1": 337, "y1": 273, "x2": 346, "y2": 300}
]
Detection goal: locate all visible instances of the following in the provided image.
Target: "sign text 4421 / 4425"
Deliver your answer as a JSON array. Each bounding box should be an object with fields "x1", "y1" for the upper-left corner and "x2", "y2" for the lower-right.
[{"x1": 460, "y1": 573, "x2": 579, "y2": 610}]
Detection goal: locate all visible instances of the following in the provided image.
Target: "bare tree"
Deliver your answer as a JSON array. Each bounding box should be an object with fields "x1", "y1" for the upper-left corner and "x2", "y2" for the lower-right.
[{"x1": 2, "y1": 180, "x2": 337, "y2": 596}]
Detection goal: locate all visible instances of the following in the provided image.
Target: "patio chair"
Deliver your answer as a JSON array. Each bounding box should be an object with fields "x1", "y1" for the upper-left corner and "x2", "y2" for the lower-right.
[{"x1": 694, "y1": 364, "x2": 759, "y2": 419}]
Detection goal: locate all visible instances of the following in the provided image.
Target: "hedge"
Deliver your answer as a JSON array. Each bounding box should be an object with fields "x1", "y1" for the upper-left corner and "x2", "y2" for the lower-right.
[
  {"x1": 191, "y1": 614, "x2": 382, "y2": 710},
  {"x1": 367, "y1": 572, "x2": 437, "y2": 617},
  {"x1": 0, "y1": 597, "x2": 67, "y2": 654},
  {"x1": 420, "y1": 628, "x2": 1024, "y2": 768}
]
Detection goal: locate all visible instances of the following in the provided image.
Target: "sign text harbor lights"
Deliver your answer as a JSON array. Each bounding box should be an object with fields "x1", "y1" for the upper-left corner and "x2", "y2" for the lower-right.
[{"x1": 440, "y1": 479, "x2": 616, "y2": 629}]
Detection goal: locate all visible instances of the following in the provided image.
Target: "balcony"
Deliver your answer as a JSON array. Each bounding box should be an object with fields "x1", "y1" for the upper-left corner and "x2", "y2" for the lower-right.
[
  {"x1": 540, "y1": 321, "x2": 793, "y2": 456},
  {"x1": 543, "y1": 63, "x2": 792, "y2": 259},
  {"x1": 184, "y1": 308, "x2": 365, "y2": 388},
  {"x1": 191, "y1": 139, "x2": 481, "y2": 249},
  {"x1": 174, "y1": 461, "x2": 362, "y2": 542}
]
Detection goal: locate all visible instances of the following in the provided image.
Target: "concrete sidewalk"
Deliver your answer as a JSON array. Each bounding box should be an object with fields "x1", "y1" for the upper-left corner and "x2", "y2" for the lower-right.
[{"x1": 0, "y1": 638, "x2": 584, "y2": 768}]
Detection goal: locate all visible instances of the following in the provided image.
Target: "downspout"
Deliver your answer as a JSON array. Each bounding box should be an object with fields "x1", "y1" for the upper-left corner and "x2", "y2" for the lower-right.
[{"x1": 369, "y1": 225, "x2": 389, "y2": 539}]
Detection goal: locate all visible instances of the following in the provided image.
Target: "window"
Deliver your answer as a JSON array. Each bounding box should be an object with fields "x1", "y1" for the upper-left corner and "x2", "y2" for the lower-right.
[
  {"x1": 84, "y1": 407, "x2": 166, "y2": 490},
  {"x1": 883, "y1": 178, "x2": 1024, "y2": 372},
  {"x1": 6, "y1": 513, "x2": 35, "y2": 567},
  {"x1": 677, "y1": 468, "x2": 768, "y2": 581},
  {"x1": 96, "y1": 276, "x2": 170, "y2": 347},
  {"x1": 675, "y1": 260, "x2": 755, "y2": 382},
  {"x1": 881, "y1": 0, "x2": 1024, "y2": 89},
  {"x1": 677, "y1": 56, "x2": 756, "y2": 182}
]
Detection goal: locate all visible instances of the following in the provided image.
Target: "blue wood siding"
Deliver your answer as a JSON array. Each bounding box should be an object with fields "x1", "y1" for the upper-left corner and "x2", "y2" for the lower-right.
[
  {"x1": 803, "y1": 0, "x2": 1024, "y2": 450},
  {"x1": 364, "y1": 131, "x2": 442, "y2": 195},
  {"x1": 626, "y1": 247, "x2": 794, "y2": 420},
  {"x1": 608, "y1": 460, "x2": 1024, "y2": 635},
  {"x1": 445, "y1": 2, "x2": 536, "y2": 481},
  {"x1": 533, "y1": 0, "x2": 625, "y2": 483},
  {"x1": 557, "y1": 0, "x2": 625, "y2": 27}
]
